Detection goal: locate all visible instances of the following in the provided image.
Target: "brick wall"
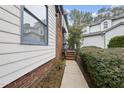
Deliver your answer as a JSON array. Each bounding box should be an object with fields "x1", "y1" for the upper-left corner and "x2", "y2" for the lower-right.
[
  {"x1": 4, "y1": 13, "x2": 63, "y2": 88},
  {"x1": 56, "y1": 13, "x2": 63, "y2": 59},
  {"x1": 4, "y1": 58, "x2": 57, "y2": 88}
]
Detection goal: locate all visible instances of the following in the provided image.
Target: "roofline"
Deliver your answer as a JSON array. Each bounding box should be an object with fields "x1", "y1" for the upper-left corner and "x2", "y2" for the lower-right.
[
  {"x1": 83, "y1": 22, "x2": 124, "y2": 37},
  {"x1": 111, "y1": 15, "x2": 124, "y2": 20},
  {"x1": 104, "y1": 22, "x2": 124, "y2": 33},
  {"x1": 89, "y1": 15, "x2": 124, "y2": 27},
  {"x1": 83, "y1": 31, "x2": 104, "y2": 37},
  {"x1": 55, "y1": 5, "x2": 69, "y2": 30},
  {"x1": 89, "y1": 23, "x2": 100, "y2": 27},
  {"x1": 89, "y1": 18, "x2": 110, "y2": 27},
  {"x1": 60, "y1": 6, "x2": 69, "y2": 29}
]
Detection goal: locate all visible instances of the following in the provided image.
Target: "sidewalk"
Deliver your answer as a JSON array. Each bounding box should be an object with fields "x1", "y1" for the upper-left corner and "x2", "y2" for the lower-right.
[{"x1": 61, "y1": 60, "x2": 89, "y2": 88}]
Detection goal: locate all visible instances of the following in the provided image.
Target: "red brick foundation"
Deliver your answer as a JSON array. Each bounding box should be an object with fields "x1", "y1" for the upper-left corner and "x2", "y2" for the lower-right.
[{"x1": 4, "y1": 58, "x2": 57, "y2": 88}]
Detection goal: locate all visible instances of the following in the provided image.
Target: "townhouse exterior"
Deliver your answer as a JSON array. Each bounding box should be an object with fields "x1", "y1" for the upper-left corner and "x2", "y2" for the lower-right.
[
  {"x1": 0, "y1": 5, "x2": 68, "y2": 87},
  {"x1": 82, "y1": 14, "x2": 124, "y2": 48}
]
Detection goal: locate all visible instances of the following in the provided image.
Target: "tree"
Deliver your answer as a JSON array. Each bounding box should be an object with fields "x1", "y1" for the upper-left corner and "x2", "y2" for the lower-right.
[
  {"x1": 69, "y1": 9, "x2": 93, "y2": 28},
  {"x1": 98, "y1": 7, "x2": 107, "y2": 14},
  {"x1": 80, "y1": 12, "x2": 93, "y2": 27},
  {"x1": 68, "y1": 26, "x2": 82, "y2": 51},
  {"x1": 69, "y1": 9, "x2": 82, "y2": 27},
  {"x1": 67, "y1": 9, "x2": 92, "y2": 51},
  {"x1": 111, "y1": 6, "x2": 124, "y2": 16}
]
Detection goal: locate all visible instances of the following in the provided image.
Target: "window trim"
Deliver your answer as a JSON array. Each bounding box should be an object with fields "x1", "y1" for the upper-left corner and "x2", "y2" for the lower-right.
[
  {"x1": 20, "y1": 5, "x2": 48, "y2": 46},
  {"x1": 103, "y1": 21, "x2": 108, "y2": 29}
]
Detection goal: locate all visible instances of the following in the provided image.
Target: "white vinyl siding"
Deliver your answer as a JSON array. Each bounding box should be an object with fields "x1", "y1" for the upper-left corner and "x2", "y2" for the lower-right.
[
  {"x1": 105, "y1": 25, "x2": 124, "y2": 48},
  {"x1": 112, "y1": 18, "x2": 124, "y2": 26},
  {"x1": 101, "y1": 20, "x2": 112, "y2": 31},
  {"x1": 90, "y1": 24, "x2": 101, "y2": 32},
  {"x1": 83, "y1": 35, "x2": 105, "y2": 48},
  {"x1": 0, "y1": 5, "x2": 56, "y2": 87}
]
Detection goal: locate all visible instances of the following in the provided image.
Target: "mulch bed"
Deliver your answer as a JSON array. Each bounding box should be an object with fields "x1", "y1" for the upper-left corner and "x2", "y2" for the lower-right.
[{"x1": 34, "y1": 59, "x2": 65, "y2": 88}]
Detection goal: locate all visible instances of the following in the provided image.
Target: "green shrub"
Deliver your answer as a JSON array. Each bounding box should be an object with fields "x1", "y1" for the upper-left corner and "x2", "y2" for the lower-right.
[
  {"x1": 82, "y1": 46, "x2": 102, "y2": 49},
  {"x1": 79, "y1": 47, "x2": 124, "y2": 88},
  {"x1": 108, "y1": 35, "x2": 124, "y2": 48}
]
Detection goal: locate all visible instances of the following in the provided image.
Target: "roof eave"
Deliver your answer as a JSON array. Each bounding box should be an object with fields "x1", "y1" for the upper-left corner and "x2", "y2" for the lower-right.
[{"x1": 83, "y1": 22, "x2": 124, "y2": 37}]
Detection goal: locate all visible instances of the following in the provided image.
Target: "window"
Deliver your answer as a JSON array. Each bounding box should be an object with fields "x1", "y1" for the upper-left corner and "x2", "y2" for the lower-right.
[
  {"x1": 103, "y1": 21, "x2": 108, "y2": 29},
  {"x1": 21, "y1": 5, "x2": 48, "y2": 45}
]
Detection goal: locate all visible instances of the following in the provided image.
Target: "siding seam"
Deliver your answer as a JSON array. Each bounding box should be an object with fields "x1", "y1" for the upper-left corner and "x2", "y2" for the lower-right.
[
  {"x1": 13, "y1": 5, "x2": 21, "y2": 10},
  {"x1": 0, "y1": 7, "x2": 20, "y2": 19},
  {"x1": 0, "y1": 54, "x2": 54, "y2": 79},
  {"x1": 0, "y1": 50, "x2": 55, "y2": 67},
  {"x1": 0, "y1": 18, "x2": 20, "y2": 27},
  {"x1": 0, "y1": 42, "x2": 55, "y2": 47},
  {"x1": 0, "y1": 29, "x2": 20, "y2": 36},
  {"x1": 0, "y1": 48, "x2": 54, "y2": 55},
  {"x1": 0, "y1": 30, "x2": 55, "y2": 42}
]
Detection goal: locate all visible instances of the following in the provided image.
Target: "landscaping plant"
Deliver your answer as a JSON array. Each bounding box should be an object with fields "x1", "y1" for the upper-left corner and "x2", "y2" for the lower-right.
[
  {"x1": 79, "y1": 47, "x2": 124, "y2": 88},
  {"x1": 108, "y1": 35, "x2": 124, "y2": 48}
]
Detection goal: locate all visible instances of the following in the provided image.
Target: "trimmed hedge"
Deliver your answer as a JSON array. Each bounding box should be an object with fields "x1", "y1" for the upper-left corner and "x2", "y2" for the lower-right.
[
  {"x1": 108, "y1": 35, "x2": 124, "y2": 48},
  {"x1": 82, "y1": 46, "x2": 102, "y2": 49},
  {"x1": 79, "y1": 47, "x2": 124, "y2": 88}
]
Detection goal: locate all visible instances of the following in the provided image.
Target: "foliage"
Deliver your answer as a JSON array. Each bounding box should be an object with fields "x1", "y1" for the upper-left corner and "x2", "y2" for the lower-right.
[
  {"x1": 82, "y1": 46, "x2": 102, "y2": 49},
  {"x1": 93, "y1": 6, "x2": 124, "y2": 23},
  {"x1": 79, "y1": 47, "x2": 124, "y2": 88},
  {"x1": 98, "y1": 7, "x2": 110, "y2": 14},
  {"x1": 68, "y1": 9, "x2": 92, "y2": 51},
  {"x1": 80, "y1": 11, "x2": 93, "y2": 26},
  {"x1": 111, "y1": 6, "x2": 124, "y2": 16},
  {"x1": 108, "y1": 35, "x2": 124, "y2": 48},
  {"x1": 69, "y1": 9, "x2": 93, "y2": 28},
  {"x1": 68, "y1": 26, "x2": 82, "y2": 51},
  {"x1": 69, "y1": 9, "x2": 82, "y2": 27}
]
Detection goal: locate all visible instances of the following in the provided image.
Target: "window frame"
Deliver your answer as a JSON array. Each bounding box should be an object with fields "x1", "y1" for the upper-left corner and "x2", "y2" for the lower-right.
[
  {"x1": 20, "y1": 5, "x2": 48, "y2": 46},
  {"x1": 103, "y1": 21, "x2": 108, "y2": 29}
]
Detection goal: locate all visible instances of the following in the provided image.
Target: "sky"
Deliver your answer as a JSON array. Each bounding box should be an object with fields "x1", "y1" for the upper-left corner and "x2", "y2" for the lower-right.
[
  {"x1": 64, "y1": 5, "x2": 112, "y2": 25},
  {"x1": 64, "y1": 5, "x2": 111, "y2": 14}
]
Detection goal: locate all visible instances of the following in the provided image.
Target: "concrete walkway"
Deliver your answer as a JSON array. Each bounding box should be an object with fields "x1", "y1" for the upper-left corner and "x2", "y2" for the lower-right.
[{"x1": 61, "y1": 60, "x2": 89, "y2": 88}]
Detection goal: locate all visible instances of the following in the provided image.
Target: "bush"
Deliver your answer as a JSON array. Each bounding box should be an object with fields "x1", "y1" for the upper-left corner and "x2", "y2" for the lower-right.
[
  {"x1": 79, "y1": 47, "x2": 124, "y2": 88},
  {"x1": 82, "y1": 46, "x2": 102, "y2": 49},
  {"x1": 108, "y1": 35, "x2": 124, "y2": 48}
]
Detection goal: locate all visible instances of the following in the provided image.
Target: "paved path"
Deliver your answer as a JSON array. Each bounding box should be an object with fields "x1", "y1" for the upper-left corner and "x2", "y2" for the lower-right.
[{"x1": 61, "y1": 60, "x2": 89, "y2": 88}]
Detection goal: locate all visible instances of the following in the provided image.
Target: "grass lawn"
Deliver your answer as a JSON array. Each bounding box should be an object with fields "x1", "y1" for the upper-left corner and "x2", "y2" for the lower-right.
[{"x1": 34, "y1": 59, "x2": 65, "y2": 88}]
